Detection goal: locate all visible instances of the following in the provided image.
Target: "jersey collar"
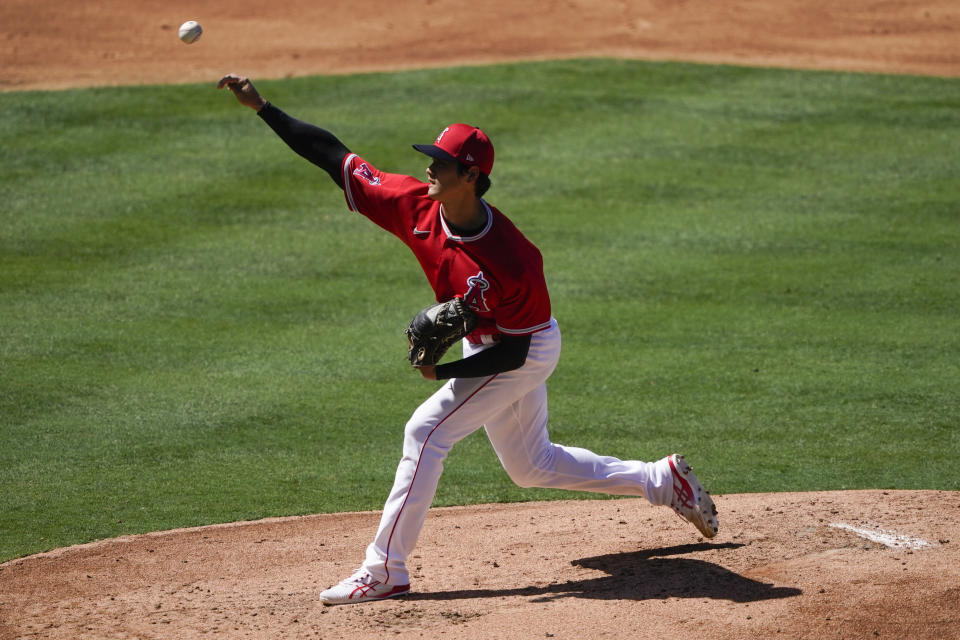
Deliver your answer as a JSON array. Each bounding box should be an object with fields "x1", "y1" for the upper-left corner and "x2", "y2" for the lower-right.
[{"x1": 439, "y1": 201, "x2": 493, "y2": 242}]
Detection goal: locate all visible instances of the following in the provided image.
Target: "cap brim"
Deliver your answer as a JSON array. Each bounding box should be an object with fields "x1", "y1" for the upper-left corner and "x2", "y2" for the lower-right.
[{"x1": 412, "y1": 144, "x2": 458, "y2": 164}]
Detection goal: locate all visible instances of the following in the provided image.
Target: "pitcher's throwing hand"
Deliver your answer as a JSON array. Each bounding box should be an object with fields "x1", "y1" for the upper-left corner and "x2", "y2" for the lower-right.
[{"x1": 217, "y1": 74, "x2": 267, "y2": 111}]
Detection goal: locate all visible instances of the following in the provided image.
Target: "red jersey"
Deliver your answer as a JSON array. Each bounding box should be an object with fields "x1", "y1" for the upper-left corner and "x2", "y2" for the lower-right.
[{"x1": 341, "y1": 153, "x2": 552, "y2": 341}]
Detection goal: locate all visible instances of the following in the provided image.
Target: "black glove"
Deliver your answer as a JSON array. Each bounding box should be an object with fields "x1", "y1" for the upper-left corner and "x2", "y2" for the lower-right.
[{"x1": 404, "y1": 298, "x2": 478, "y2": 367}]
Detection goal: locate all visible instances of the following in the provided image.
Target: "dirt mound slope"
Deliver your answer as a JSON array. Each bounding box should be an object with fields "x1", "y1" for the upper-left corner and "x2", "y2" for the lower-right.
[{"x1": 2, "y1": 491, "x2": 958, "y2": 639}]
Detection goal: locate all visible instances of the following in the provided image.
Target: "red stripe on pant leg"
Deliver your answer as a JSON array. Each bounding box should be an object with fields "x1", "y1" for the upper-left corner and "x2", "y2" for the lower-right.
[{"x1": 382, "y1": 375, "x2": 498, "y2": 584}]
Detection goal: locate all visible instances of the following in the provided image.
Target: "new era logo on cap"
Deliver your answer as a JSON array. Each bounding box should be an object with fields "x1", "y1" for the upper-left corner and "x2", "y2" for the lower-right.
[{"x1": 413, "y1": 123, "x2": 495, "y2": 175}]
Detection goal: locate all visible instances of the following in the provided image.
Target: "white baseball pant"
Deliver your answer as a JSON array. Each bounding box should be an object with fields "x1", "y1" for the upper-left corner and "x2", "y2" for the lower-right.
[{"x1": 362, "y1": 318, "x2": 675, "y2": 585}]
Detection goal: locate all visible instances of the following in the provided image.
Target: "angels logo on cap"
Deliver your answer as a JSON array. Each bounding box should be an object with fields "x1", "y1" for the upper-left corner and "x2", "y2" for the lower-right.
[{"x1": 413, "y1": 124, "x2": 495, "y2": 175}]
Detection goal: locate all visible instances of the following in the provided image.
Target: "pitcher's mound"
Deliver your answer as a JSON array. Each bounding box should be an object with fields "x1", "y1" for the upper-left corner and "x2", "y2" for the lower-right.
[{"x1": 2, "y1": 490, "x2": 957, "y2": 639}]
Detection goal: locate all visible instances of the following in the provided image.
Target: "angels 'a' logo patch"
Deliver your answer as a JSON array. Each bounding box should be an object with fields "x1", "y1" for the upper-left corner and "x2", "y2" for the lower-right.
[
  {"x1": 353, "y1": 162, "x2": 381, "y2": 186},
  {"x1": 464, "y1": 271, "x2": 491, "y2": 313}
]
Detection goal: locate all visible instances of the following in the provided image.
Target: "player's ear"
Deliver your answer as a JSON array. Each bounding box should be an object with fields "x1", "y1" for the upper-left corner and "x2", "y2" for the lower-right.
[{"x1": 467, "y1": 166, "x2": 480, "y2": 183}]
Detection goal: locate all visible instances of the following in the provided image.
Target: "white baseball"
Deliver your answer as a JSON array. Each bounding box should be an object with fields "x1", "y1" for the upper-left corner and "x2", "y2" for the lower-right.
[{"x1": 178, "y1": 21, "x2": 203, "y2": 44}]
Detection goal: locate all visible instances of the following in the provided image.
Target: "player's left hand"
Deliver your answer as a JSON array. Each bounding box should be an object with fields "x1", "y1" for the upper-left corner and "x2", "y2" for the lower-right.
[{"x1": 418, "y1": 365, "x2": 437, "y2": 380}]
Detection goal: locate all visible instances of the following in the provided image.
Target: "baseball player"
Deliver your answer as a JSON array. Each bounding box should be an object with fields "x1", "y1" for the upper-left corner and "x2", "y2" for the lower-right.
[{"x1": 218, "y1": 74, "x2": 719, "y2": 605}]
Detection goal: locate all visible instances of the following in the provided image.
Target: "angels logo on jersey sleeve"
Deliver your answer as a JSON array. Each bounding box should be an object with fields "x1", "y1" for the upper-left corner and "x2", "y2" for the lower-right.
[{"x1": 353, "y1": 162, "x2": 381, "y2": 186}]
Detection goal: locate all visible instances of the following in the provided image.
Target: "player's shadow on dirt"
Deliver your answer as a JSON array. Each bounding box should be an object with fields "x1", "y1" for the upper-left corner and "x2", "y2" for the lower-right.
[{"x1": 406, "y1": 542, "x2": 801, "y2": 603}]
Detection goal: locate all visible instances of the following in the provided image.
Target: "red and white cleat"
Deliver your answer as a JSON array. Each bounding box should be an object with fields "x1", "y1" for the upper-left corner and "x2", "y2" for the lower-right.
[
  {"x1": 318, "y1": 570, "x2": 410, "y2": 606},
  {"x1": 668, "y1": 454, "x2": 719, "y2": 538}
]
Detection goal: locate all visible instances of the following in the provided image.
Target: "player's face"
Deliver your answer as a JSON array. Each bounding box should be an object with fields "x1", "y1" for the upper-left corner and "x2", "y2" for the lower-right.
[{"x1": 426, "y1": 158, "x2": 471, "y2": 201}]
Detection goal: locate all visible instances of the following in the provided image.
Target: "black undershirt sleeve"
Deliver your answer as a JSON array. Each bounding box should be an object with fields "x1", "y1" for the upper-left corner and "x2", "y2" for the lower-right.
[
  {"x1": 434, "y1": 334, "x2": 531, "y2": 380},
  {"x1": 256, "y1": 102, "x2": 350, "y2": 188}
]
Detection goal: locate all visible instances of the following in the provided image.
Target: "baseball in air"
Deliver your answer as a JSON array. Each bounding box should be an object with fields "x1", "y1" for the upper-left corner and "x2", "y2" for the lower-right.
[{"x1": 178, "y1": 20, "x2": 203, "y2": 44}]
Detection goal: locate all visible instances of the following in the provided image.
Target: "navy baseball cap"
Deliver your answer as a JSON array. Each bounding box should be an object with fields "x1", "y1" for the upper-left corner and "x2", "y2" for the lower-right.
[{"x1": 413, "y1": 123, "x2": 494, "y2": 175}]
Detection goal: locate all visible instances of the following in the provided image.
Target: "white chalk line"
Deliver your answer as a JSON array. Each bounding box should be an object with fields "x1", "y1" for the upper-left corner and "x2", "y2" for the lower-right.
[{"x1": 829, "y1": 522, "x2": 935, "y2": 550}]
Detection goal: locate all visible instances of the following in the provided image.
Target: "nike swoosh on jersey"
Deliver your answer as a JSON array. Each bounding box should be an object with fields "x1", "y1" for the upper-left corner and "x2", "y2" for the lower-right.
[{"x1": 413, "y1": 228, "x2": 430, "y2": 236}]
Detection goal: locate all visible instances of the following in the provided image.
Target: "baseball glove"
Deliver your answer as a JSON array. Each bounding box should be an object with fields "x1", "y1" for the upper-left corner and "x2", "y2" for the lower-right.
[{"x1": 404, "y1": 298, "x2": 478, "y2": 368}]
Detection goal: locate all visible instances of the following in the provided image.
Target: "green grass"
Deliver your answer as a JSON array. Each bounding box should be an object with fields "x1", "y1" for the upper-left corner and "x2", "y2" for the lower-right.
[{"x1": 1, "y1": 59, "x2": 958, "y2": 562}]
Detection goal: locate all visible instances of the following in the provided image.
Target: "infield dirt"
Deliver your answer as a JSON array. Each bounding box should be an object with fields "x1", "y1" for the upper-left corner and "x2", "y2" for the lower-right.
[
  {"x1": 1, "y1": 0, "x2": 958, "y2": 90},
  {"x1": 1, "y1": 1, "x2": 958, "y2": 639}
]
